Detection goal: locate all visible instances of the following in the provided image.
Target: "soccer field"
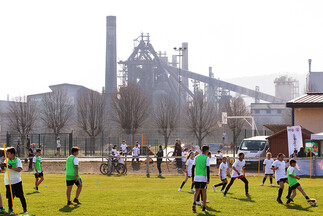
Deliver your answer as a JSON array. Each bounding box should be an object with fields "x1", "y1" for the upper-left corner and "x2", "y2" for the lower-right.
[{"x1": 1, "y1": 173, "x2": 321, "y2": 216}]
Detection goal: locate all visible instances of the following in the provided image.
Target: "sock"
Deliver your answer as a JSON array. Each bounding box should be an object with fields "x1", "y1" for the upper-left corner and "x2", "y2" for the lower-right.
[
  {"x1": 278, "y1": 188, "x2": 283, "y2": 199},
  {"x1": 192, "y1": 201, "x2": 196, "y2": 205},
  {"x1": 286, "y1": 198, "x2": 292, "y2": 204},
  {"x1": 36, "y1": 187, "x2": 38, "y2": 190},
  {"x1": 213, "y1": 183, "x2": 223, "y2": 187},
  {"x1": 180, "y1": 181, "x2": 185, "y2": 189},
  {"x1": 270, "y1": 178, "x2": 273, "y2": 184},
  {"x1": 287, "y1": 187, "x2": 292, "y2": 198},
  {"x1": 221, "y1": 183, "x2": 227, "y2": 191},
  {"x1": 202, "y1": 206, "x2": 206, "y2": 211},
  {"x1": 0, "y1": 207, "x2": 3, "y2": 210},
  {"x1": 191, "y1": 183, "x2": 195, "y2": 189},
  {"x1": 305, "y1": 196, "x2": 309, "y2": 200},
  {"x1": 262, "y1": 177, "x2": 266, "y2": 184}
]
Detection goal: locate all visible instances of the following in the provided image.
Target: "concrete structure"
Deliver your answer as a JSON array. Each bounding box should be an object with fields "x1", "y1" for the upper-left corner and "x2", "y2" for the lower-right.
[
  {"x1": 274, "y1": 75, "x2": 299, "y2": 101},
  {"x1": 286, "y1": 93, "x2": 323, "y2": 133},
  {"x1": 105, "y1": 16, "x2": 117, "y2": 98},
  {"x1": 251, "y1": 103, "x2": 290, "y2": 129},
  {"x1": 0, "y1": 100, "x2": 11, "y2": 134},
  {"x1": 306, "y1": 72, "x2": 323, "y2": 92}
]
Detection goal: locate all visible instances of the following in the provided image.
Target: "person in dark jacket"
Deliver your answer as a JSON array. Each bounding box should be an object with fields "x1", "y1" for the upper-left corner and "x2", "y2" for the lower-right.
[
  {"x1": 173, "y1": 140, "x2": 182, "y2": 170},
  {"x1": 156, "y1": 145, "x2": 163, "y2": 176},
  {"x1": 297, "y1": 147, "x2": 306, "y2": 157}
]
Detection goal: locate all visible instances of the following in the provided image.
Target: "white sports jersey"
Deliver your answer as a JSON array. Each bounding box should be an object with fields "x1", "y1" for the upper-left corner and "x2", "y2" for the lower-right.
[
  {"x1": 120, "y1": 144, "x2": 127, "y2": 153},
  {"x1": 231, "y1": 159, "x2": 245, "y2": 178},
  {"x1": 182, "y1": 151, "x2": 188, "y2": 162},
  {"x1": 219, "y1": 162, "x2": 228, "y2": 179},
  {"x1": 272, "y1": 160, "x2": 287, "y2": 181},
  {"x1": 186, "y1": 158, "x2": 194, "y2": 176},
  {"x1": 263, "y1": 158, "x2": 274, "y2": 174},
  {"x1": 132, "y1": 147, "x2": 140, "y2": 156},
  {"x1": 111, "y1": 149, "x2": 117, "y2": 156}
]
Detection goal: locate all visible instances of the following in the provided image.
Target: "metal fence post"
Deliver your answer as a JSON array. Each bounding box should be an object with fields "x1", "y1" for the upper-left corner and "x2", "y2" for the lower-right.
[
  {"x1": 108, "y1": 156, "x2": 112, "y2": 175},
  {"x1": 146, "y1": 154, "x2": 150, "y2": 178},
  {"x1": 313, "y1": 156, "x2": 316, "y2": 177}
]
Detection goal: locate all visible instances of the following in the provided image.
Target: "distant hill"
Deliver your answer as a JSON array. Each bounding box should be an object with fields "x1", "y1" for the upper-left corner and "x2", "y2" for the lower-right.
[{"x1": 222, "y1": 73, "x2": 306, "y2": 104}]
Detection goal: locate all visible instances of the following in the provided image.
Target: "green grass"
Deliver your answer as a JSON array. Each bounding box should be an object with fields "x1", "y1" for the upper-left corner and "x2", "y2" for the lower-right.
[{"x1": 0, "y1": 173, "x2": 321, "y2": 216}]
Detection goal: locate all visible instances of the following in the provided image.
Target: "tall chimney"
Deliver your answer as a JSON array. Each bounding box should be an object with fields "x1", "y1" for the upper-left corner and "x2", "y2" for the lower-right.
[
  {"x1": 105, "y1": 16, "x2": 117, "y2": 99},
  {"x1": 308, "y1": 59, "x2": 312, "y2": 73},
  {"x1": 182, "y1": 42, "x2": 188, "y2": 89}
]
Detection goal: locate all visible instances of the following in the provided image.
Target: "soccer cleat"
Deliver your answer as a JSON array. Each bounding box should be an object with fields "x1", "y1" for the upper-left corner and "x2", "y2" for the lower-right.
[
  {"x1": 201, "y1": 201, "x2": 210, "y2": 204},
  {"x1": 270, "y1": 184, "x2": 274, "y2": 187},
  {"x1": 220, "y1": 190, "x2": 225, "y2": 193},
  {"x1": 8, "y1": 209, "x2": 13, "y2": 214},
  {"x1": 192, "y1": 205, "x2": 196, "y2": 213},
  {"x1": 246, "y1": 193, "x2": 251, "y2": 197},
  {"x1": 223, "y1": 194, "x2": 227, "y2": 197},
  {"x1": 67, "y1": 200, "x2": 73, "y2": 205},
  {"x1": 285, "y1": 203, "x2": 293, "y2": 206},
  {"x1": 196, "y1": 201, "x2": 201, "y2": 205},
  {"x1": 212, "y1": 185, "x2": 216, "y2": 192},
  {"x1": 202, "y1": 206, "x2": 207, "y2": 212},
  {"x1": 190, "y1": 189, "x2": 195, "y2": 192},
  {"x1": 178, "y1": 188, "x2": 182, "y2": 192},
  {"x1": 36, "y1": 189, "x2": 40, "y2": 193},
  {"x1": 277, "y1": 198, "x2": 283, "y2": 204},
  {"x1": 23, "y1": 210, "x2": 28, "y2": 214},
  {"x1": 260, "y1": 183, "x2": 264, "y2": 186},
  {"x1": 73, "y1": 198, "x2": 82, "y2": 205}
]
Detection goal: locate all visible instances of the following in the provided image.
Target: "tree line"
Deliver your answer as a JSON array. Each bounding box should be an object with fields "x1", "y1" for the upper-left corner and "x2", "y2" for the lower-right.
[{"x1": 5, "y1": 83, "x2": 249, "y2": 152}]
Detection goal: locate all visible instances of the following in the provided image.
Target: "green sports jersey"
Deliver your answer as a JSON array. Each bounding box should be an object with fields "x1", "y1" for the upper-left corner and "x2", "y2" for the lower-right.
[
  {"x1": 195, "y1": 154, "x2": 207, "y2": 177},
  {"x1": 287, "y1": 166, "x2": 298, "y2": 187},
  {"x1": 66, "y1": 155, "x2": 80, "y2": 180},
  {"x1": 34, "y1": 155, "x2": 42, "y2": 171}
]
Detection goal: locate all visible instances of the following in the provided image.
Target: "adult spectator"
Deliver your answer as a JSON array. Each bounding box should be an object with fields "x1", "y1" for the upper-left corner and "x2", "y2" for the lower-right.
[
  {"x1": 297, "y1": 147, "x2": 306, "y2": 157},
  {"x1": 156, "y1": 145, "x2": 163, "y2": 177},
  {"x1": 16, "y1": 138, "x2": 21, "y2": 157},
  {"x1": 290, "y1": 150, "x2": 297, "y2": 158},
  {"x1": 28, "y1": 144, "x2": 35, "y2": 171},
  {"x1": 56, "y1": 137, "x2": 61, "y2": 156},
  {"x1": 173, "y1": 140, "x2": 182, "y2": 170},
  {"x1": 306, "y1": 149, "x2": 314, "y2": 157}
]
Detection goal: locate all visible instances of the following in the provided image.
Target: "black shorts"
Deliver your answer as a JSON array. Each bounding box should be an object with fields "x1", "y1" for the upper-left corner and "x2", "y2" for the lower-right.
[
  {"x1": 195, "y1": 182, "x2": 207, "y2": 189},
  {"x1": 290, "y1": 183, "x2": 300, "y2": 191},
  {"x1": 57, "y1": 148, "x2": 60, "y2": 151},
  {"x1": 66, "y1": 178, "x2": 82, "y2": 186},
  {"x1": 277, "y1": 178, "x2": 288, "y2": 185},
  {"x1": 35, "y1": 172, "x2": 44, "y2": 178},
  {"x1": 6, "y1": 181, "x2": 24, "y2": 199},
  {"x1": 221, "y1": 178, "x2": 227, "y2": 181}
]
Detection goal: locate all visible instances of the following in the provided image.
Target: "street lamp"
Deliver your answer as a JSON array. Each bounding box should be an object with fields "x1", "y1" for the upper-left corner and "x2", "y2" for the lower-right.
[{"x1": 174, "y1": 46, "x2": 187, "y2": 139}]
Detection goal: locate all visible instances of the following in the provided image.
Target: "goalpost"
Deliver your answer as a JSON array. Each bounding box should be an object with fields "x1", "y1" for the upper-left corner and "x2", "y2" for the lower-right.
[{"x1": 222, "y1": 112, "x2": 259, "y2": 137}]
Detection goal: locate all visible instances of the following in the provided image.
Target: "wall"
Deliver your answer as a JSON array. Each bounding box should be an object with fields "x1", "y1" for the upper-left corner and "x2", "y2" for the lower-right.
[{"x1": 294, "y1": 107, "x2": 323, "y2": 133}]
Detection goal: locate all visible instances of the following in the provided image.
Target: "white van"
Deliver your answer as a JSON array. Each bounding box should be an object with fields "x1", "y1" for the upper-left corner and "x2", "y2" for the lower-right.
[{"x1": 237, "y1": 136, "x2": 269, "y2": 165}]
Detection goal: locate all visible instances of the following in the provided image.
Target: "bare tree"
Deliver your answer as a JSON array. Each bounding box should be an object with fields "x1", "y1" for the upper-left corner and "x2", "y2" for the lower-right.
[
  {"x1": 223, "y1": 96, "x2": 249, "y2": 152},
  {"x1": 185, "y1": 92, "x2": 217, "y2": 147},
  {"x1": 76, "y1": 89, "x2": 106, "y2": 154},
  {"x1": 7, "y1": 96, "x2": 37, "y2": 144},
  {"x1": 153, "y1": 94, "x2": 179, "y2": 150},
  {"x1": 41, "y1": 89, "x2": 74, "y2": 136},
  {"x1": 110, "y1": 83, "x2": 151, "y2": 135}
]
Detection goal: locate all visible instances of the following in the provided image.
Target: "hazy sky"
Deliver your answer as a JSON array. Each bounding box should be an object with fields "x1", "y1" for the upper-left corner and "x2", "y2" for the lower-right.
[{"x1": 1, "y1": 0, "x2": 323, "y2": 100}]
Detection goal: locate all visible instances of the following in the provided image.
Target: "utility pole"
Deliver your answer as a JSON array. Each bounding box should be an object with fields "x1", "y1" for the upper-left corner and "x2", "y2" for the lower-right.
[{"x1": 174, "y1": 46, "x2": 187, "y2": 139}]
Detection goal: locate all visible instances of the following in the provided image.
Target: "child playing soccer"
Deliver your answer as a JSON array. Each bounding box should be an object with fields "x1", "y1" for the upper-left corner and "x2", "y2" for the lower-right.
[
  {"x1": 271, "y1": 153, "x2": 289, "y2": 204},
  {"x1": 192, "y1": 145, "x2": 210, "y2": 213},
  {"x1": 212, "y1": 156, "x2": 230, "y2": 192},
  {"x1": 285, "y1": 159, "x2": 313, "y2": 206},
  {"x1": 260, "y1": 152, "x2": 274, "y2": 186},
  {"x1": 223, "y1": 152, "x2": 251, "y2": 197},
  {"x1": 4, "y1": 147, "x2": 28, "y2": 214},
  {"x1": 33, "y1": 148, "x2": 44, "y2": 192},
  {"x1": 178, "y1": 151, "x2": 195, "y2": 192},
  {"x1": 66, "y1": 146, "x2": 82, "y2": 205}
]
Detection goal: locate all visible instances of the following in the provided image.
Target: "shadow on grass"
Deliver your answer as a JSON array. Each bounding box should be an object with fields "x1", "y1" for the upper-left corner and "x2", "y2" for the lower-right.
[
  {"x1": 230, "y1": 196, "x2": 255, "y2": 203},
  {"x1": 285, "y1": 203, "x2": 312, "y2": 212},
  {"x1": 59, "y1": 205, "x2": 80, "y2": 213},
  {"x1": 196, "y1": 206, "x2": 221, "y2": 216},
  {"x1": 156, "y1": 176, "x2": 165, "y2": 179},
  {"x1": 26, "y1": 191, "x2": 40, "y2": 195}
]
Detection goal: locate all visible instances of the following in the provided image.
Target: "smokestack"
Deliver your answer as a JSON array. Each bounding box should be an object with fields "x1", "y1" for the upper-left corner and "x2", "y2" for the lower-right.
[
  {"x1": 182, "y1": 42, "x2": 188, "y2": 89},
  {"x1": 105, "y1": 16, "x2": 117, "y2": 98},
  {"x1": 209, "y1": 67, "x2": 213, "y2": 78},
  {"x1": 308, "y1": 59, "x2": 312, "y2": 73}
]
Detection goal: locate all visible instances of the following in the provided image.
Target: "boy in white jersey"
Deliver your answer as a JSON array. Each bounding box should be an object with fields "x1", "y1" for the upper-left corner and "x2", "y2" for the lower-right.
[
  {"x1": 260, "y1": 152, "x2": 274, "y2": 186},
  {"x1": 212, "y1": 156, "x2": 230, "y2": 192},
  {"x1": 223, "y1": 153, "x2": 251, "y2": 197},
  {"x1": 132, "y1": 144, "x2": 140, "y2": 163},
  {"x1": 33, "y1": 148, "x2": 44, "y2": 192},
  {"x1": 271, "y1": 153, "x2": 289, "y2": 204},
  {"x1": 120, "y1": 140, "x2": 128, "y2": 156}
]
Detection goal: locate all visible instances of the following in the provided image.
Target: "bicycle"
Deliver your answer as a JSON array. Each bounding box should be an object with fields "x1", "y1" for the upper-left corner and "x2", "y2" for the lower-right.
[{"x1": 100, "y1": 158, "x2": 127, "y2": 175}]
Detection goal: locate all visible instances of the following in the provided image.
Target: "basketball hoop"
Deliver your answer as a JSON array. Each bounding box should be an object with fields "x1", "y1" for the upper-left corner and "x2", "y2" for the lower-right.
[{"x1": 217, "y1": 120, "x2": 223, "y2": 128}]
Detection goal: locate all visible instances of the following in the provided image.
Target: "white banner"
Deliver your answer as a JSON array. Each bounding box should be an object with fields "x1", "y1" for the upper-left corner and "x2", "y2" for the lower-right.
[{"x1": 287, "y1": 126, "x2": 303, "y2": 156}]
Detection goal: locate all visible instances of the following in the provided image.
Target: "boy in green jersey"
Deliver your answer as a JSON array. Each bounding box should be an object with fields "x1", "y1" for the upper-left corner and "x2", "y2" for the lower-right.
[
  {"x1": 285, "y1": 159, "x2": 312, "y2": 206},
  {"x1": 191, "y1": 145, "x2": 210, "y2": 213},
  {"x1": 66, "y1": 146, "x2": 82, "y2": 205},
  {"x1": 33, "y1": 148, "x2": 43, "y2": 192}
]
